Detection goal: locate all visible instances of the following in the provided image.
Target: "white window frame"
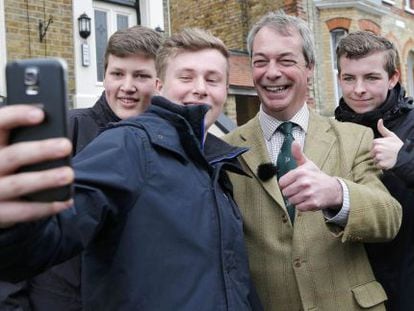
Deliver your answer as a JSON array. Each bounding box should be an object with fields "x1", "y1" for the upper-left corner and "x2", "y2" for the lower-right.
[
  {"x1": 382, "y1": 0, "x2": 396, "y2": 5},
  {"x1": 93, "y1": 2, "x2": 137, "y2": 84},
  {"x1": 330, "y1": 28, "x2": 347, "y2": 106},
  {"x1": 0, "y1": 0, "x2": 6, "y2": 100},
  {"x1": 405, "y1": 0, "x2": 414, "y2": 14}
]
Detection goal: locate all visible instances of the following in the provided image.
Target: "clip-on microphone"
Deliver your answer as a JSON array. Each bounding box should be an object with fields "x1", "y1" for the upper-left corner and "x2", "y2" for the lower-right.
[{"x1": 257, "y1": 163, "x2": 278, "y2": 181}]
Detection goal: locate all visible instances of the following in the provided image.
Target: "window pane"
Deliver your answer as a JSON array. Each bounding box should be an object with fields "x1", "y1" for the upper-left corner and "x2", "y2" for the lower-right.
[
  {"x1": 331, "y1": 29, "x2": 347, "y2": 69},
  {"x1": 95, "y1": 10, "x2": 108, "y2": 82},
  {"x1": 117, "y1": 14, "x2": 129, "y2": 30},
  {"x1": 330, "y1": 28, "x2": 347, "y2": 104}
]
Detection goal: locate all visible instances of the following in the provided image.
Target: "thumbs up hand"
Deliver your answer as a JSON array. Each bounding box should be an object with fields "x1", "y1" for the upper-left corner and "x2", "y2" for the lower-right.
[
  {"x1": 291, "y1": 141, "x2": 307, "y2": 166},
  {"x1": 371, "y1": 119, "x2": 403, "y2": 170},
  {"x1": 278, "y1": 142, "x2": 343, "y2": 212}
]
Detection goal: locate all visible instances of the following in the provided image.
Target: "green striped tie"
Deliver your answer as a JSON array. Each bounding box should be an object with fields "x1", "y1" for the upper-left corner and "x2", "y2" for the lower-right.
[{"x1": 276, "y1": 122, "x2": 297, "y2": 223}]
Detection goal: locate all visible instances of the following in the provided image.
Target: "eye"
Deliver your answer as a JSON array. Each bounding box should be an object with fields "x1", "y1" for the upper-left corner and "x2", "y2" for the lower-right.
[
  {"x1": 280, "y1": 59, "x2": 296, "y2": 66},
  {"x1": 342, "y1": 76, "x2": 354, "y2": 82},
  {"x1": 206, "y1": 76, "x2": 221, "y2": 84},
  {"x1": 179, "y1": 76, "x2": 192, "y2": 82},
  {"x1": 253, "y1": 59, "x2": 268, "y2": 68},
  {"x1": 110, "y1": 71, "x2": 123, "y2": 77},
  {"x1": 135, "y1": 73, "x2": 152, "y2": 79},
  {"x1": 366, "y1": 76, "x2": 380, "y2": 81}
]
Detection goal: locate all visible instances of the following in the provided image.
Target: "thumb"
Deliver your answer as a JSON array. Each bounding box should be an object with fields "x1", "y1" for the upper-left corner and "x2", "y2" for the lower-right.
[
  {"x1": 377, "y1": 119, "x2": 396, "y2": 138},
  {"x1": 291, "y1": 141, "x2": 307, "y2": 166}
]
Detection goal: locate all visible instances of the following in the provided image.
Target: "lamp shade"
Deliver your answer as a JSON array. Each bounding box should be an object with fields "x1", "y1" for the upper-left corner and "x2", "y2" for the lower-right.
[{"x1": 78, "y1": 13, "x2": 91, "y2": 39}]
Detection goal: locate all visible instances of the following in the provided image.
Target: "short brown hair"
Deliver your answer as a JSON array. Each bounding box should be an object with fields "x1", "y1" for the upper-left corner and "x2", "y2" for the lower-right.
[
  {"x1": 336, "y1": 31, "x2": 399, "y2": 77},
  {"x1": 104, "y1": 25, "x2": 162, "y2": 72},
  {"x1": 155, "y1": 28, "x2": 229, "y2": 82}
]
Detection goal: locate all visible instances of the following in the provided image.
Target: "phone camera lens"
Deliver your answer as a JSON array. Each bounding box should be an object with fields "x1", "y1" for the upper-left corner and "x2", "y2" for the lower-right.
[{"x1": 24, "y1": 67, "x2": 39, "y2": 86}]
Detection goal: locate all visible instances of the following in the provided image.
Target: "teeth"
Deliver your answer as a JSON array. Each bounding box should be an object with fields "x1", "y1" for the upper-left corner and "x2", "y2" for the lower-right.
[
  {"x1": 265, "y1": 86, "x2": 286, "y2": 92},
  {"x1": 120, "y1": 98, "x2": 136, "y2": 103}
]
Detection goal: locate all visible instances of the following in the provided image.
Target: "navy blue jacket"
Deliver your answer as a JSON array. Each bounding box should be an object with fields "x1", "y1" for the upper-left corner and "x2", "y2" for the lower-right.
[
  {"x1": 27, "y1": 92, "x2": 120, "y2": 310},
  {"x1": 0, "y1": 96, "x2": 261, "y2": 311}
]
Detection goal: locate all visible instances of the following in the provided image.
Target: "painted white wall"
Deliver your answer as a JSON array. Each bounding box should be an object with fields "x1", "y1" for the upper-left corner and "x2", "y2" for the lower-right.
[
  {"x1": 0, "y1": 0, "x2": 7, "y2": 98},
  {"x1": 139, "y1": 0, "x2": 164, "y2": 30},
  {"x1": 73, "y1": 0, "x2": 164, "y2": 108},
  {"x1": 72, "y1": 0, "x2": 98, "y2": 108}
]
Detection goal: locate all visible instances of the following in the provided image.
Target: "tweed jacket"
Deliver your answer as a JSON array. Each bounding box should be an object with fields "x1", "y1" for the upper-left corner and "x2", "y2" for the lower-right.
[{"x1": 224, "y1": 109, "x2": 402, "y2": 311}]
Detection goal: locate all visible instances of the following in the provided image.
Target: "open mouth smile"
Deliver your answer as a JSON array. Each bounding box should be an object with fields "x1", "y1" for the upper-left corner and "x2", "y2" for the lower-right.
[{"x1": 264, "y1": 85, "x2": 289, "y2": 93}]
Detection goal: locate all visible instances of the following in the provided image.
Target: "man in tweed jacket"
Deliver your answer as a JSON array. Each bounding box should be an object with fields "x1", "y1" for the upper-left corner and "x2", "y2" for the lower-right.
[{"x1": 224, "y1": 11, "x2": 401, "y2": 311}]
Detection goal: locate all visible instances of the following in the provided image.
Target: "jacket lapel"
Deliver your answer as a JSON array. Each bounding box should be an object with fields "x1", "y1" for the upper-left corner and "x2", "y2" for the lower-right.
[
  {"x1": 232, "y1": 110, "x2": 337, "y2": 211},
  {"x1": 304, "y1": 110, "x2": 336, "y2": 170},
  {"x1": 235, "y1": 116, "x2": 286, "y2": 208}
]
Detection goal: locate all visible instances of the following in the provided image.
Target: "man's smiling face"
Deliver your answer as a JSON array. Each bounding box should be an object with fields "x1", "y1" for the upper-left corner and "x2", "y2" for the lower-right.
[{"x1": 157, "y1": 48, "x2": 228, "y2": 130}]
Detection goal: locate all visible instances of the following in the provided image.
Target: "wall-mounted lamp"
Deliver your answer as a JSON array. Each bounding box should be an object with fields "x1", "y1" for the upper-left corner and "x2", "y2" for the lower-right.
[
  {"x1": 78, "y1": 13, "x2": 91, "y2": 39},
  {"x1": 39, "y1": 16, "x2": 53, "y2": 42}
]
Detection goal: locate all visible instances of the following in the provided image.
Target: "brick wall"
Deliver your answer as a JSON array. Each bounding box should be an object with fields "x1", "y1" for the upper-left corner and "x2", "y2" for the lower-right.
[
  {"x1": 4, "y1": 0, "x2": 75, "y2": 105},
  {"x1": 169, "y1": 0, "x2": 246, "y2": 50},
  {"x1": 169, "y1": 0, "x2": 305, "y2": 50}
]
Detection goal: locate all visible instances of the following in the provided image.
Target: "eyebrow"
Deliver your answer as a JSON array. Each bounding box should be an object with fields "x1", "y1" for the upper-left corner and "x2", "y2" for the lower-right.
[
  {"x1": 252, "y1": 51, "x2": 298, "y2": 58},
  {"x1": 177, "y1": 68, "x2": 224, "y2": 76},
  {"x1": 109, "y1": 67, "x2": 152, "y2": 73},
  {"x1": 341, "y1": 72, "x2": 383, "y2": 76}
]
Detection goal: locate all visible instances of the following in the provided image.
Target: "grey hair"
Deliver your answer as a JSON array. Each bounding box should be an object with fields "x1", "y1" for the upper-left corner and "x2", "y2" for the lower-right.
[{"x1": 246, "y1": 10, "x2": 315, "y2": 68}]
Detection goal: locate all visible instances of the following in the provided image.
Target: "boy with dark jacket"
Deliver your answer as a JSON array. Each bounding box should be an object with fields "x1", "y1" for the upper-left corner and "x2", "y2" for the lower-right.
[
  {"x1": 335, "y1": 30, "x2": 414, "y2": 311},
  {"x1": 27, "y1": 25, "x2": 161, "y2": 311}
]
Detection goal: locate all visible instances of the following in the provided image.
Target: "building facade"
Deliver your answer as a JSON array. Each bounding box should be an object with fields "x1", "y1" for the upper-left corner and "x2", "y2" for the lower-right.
[
  {"x1": 169, "y1": 0, "x2": 414, "y2": 122},
  {"x1": 0, "y1": 0, "x2": 164, "y2": 108}
]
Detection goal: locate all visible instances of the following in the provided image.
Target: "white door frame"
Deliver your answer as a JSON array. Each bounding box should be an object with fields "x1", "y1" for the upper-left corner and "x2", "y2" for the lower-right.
[{"x1": 0, "y1": 0, "x2": 7, "y2": 99}]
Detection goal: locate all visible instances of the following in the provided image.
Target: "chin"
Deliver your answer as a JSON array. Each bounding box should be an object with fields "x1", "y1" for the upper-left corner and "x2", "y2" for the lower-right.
[{"x1": 353, "y1": 107, "x2": 371, "y2": 114}]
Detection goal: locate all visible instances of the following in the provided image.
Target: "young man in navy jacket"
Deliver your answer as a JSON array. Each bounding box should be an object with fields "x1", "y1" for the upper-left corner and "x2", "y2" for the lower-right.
[{"x1": 0, "y1": 28, "x2": 261, "y2": 311}]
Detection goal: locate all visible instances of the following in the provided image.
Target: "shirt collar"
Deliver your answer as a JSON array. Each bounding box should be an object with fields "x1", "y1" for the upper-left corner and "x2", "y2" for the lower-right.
[{"x1": 259, "y1": 104, "x2": 309, "y2": 141}]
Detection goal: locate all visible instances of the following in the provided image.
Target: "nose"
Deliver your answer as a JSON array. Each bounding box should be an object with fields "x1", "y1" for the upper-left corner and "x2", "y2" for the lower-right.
[
  {"x1": 120, "y1": 75, "x2": 137, "y2": 93},
  {"x1": 353, "y1": 79, "x2": 366, "y2": 96},
  {"x1": 265, "y1": 60, "x2": 282, "y2": 80},
  {"x1": 193, "y1": 77, "x2": 207, "y2": 98}
]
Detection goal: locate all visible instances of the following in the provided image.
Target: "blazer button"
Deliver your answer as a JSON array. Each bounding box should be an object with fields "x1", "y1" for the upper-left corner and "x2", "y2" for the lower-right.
[
  {"x1": 282, "y1": 215, "x2": 288, "y2": 223},
  {"x1": 293, "y1": 258, "x2": 301, "y2": 268}
]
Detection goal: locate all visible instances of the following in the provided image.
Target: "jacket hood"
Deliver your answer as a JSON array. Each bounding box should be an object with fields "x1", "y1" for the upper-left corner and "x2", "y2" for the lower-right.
[
  {"x1": 109, "y1": 96, "x2": 248, "y2": 175},
  {"x1": 149, "y1": 96, "x2": 209, "y2": 146}
]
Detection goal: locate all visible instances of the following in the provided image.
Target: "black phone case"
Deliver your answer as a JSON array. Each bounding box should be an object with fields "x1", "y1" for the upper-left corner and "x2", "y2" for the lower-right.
[{"x1": 6, "y1": 58, "x2": 72, "y2": 202}]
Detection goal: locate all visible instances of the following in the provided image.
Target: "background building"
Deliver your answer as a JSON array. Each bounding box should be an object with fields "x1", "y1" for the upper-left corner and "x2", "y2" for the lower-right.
[
  {"x1": 0, "y1": 0, "x2": 165, "y2": 107},
  {"x1": 169, "y1": 0, "x2": 414, "y2": 122},
  {"x1": 1, "y1": 0, "x2": 413, "y2": 125}
]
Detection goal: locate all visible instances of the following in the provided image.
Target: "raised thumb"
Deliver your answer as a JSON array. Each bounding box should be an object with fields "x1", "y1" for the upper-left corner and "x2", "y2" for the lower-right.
[
  {"x1": 377, "y1": 119, "x2": 395, "y2": 138},
  {"x1": 291, "y1": 141, "x2": 306, "y2": 166}
]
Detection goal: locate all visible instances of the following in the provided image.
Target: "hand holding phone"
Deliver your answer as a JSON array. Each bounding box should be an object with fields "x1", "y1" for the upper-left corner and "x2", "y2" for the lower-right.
[{"x1": 6, "y1": 58, "x2": 72, "y2": 202}]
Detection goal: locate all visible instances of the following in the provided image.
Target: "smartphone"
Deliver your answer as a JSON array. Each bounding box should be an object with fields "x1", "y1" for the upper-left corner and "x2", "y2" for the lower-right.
[{"x1": 6, "y1": 57, "x2": 72, "y2": 202}]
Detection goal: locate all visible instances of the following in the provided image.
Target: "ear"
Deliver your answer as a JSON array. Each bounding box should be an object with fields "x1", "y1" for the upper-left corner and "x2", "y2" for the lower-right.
[
  {"x1": 155, "y1": 78, "x2": 163, "y2": 93},
  {"x1": 389, "y1": 70, "x2": 400, "y2": 89},
  {"x1": 306, "y1": 63, "x2": 314, "y2": 81}
]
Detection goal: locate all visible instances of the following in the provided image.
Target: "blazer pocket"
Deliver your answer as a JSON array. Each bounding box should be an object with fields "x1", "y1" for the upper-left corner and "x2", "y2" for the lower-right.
[{"x1": 351, "y1": 281, "x2": 387, "y2": 308}]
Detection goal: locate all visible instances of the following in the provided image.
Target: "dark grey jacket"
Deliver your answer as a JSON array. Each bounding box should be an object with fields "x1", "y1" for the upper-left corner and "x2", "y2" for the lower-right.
[{"x1": 336, "y1": 83, "x2": 414, "y2": 311}]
